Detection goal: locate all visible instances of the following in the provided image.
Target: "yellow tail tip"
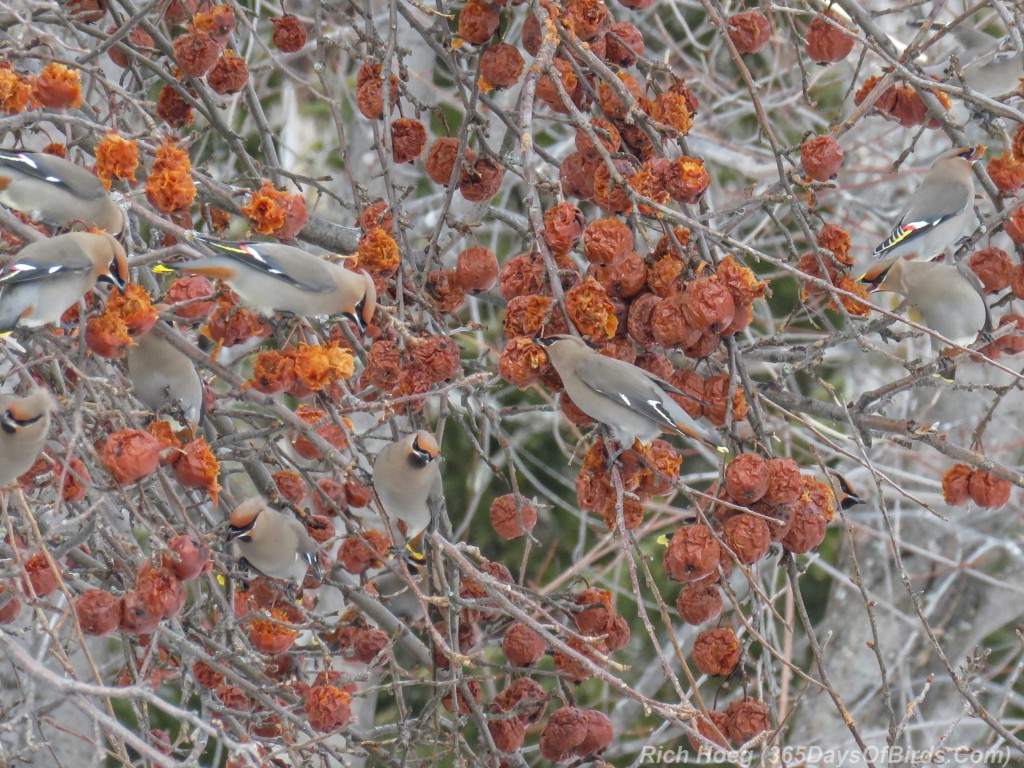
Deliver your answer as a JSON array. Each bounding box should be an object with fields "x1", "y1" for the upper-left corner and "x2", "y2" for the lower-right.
[
  {"x1": 152, "y1": 264, "x2": 175, "y2": 274},
  {"x1": 405, "y1": 542, "x2": 426, "y2": 564},
  {"x1": 655, "y1": 534, "x2": 671, "y2": 547}
]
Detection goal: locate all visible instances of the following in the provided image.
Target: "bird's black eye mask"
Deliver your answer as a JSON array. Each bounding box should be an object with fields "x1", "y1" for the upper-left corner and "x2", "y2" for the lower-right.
[
  {"x1": 409, "y1": 448, "x2": 432, "y2": 468},
  {"x1": 343, "y1": 299, "x2": 368, "y2": 333},
  {"x1": 409, "y1": 435, "x2": 438, "y2": 468},
  {"x1": 1, "y1": 408, "x2": 44, "y2": 434},
  {"x1": 227, "y1": 519, "x2": 257, "y2": 541}
]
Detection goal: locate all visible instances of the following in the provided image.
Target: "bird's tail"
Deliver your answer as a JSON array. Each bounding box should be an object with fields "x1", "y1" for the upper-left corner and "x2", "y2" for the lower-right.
[
  {"x1": 0, "y1": 332, "x2": 25, "y2": 354},
  {"x1": 402, "y1": 534, "x2": 428, "y2": 570},
  {"x1": 663, "y1": 395, "x2": 729, "y2": 454},
  {"x1": 672, "y1": 418, "x2": 729, "y2": 455},
  {"x1": 872, "y1": 224, "x2": 915, "y2": 259},
  {"x1": 304, "y1": 550, "x2": 323, "y2": 581}
]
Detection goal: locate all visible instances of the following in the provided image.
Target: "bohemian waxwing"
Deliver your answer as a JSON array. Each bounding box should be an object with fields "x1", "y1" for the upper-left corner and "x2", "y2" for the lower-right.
[
  {"x1": 535, "y1": 335, "x2": 726, "y2": 451},
  {"x1": 0, "y1": 232, "x2": 129, "y2": 332},
  {"x1": 124, "y1": 325, "x2": 204, "y2": 427},
  {"x1": 828, "y1": 470, "x2": 865, "y2": 511},
  {"x1": 363, "y1": 569, "x2": 427, "y2": 624},
  {"x1": 948, "y1": 27, "x2": 1024, "y2": 100},
  {"x1": 227, "y1": 497, "x2": 321, "y2": 583},
  {"x1": 168, "y1": 235, "x2": 377, "y2": 333},
  {"x1": 872, "y1": 146, "x2": 985, "y2": 262},
  {"x1": 0, "y1": 388, "x2": 57, "y2": 487},
  {"x1": 0, "y1": 150, "x2": 127, "y2": 236},
  {"x1": 372, "y1": 431, "x2": 443, "y2": 552},
  {"x1": 861, "y1": 256, "x2": 991, "y2": 352}
]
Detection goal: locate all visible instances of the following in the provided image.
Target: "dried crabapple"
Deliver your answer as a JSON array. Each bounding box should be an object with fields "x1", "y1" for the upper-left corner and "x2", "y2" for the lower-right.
[
  {"x1": 805, "y1": 12, "x2": 855, "y2": 64},
  {"x1": 692, "y1": 627, "x2": 741, "y2": 676},
  {"x1": 728, "y1": 10, "x2": 772, "y2": 54}
]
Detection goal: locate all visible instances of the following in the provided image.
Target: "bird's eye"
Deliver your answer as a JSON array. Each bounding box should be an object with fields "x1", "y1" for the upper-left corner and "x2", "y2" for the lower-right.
[{"x1": 1, "y1": 410, "x2": 15, "y2": 435}]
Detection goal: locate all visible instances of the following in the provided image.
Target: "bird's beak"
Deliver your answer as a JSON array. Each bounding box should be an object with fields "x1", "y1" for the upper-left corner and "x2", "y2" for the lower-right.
[
  {"x1": 101, "y1": 270, "x2": 127, "y2": 293},
  {"x1": 966, "y1": 144, "x2": 986, "y2": 163}
]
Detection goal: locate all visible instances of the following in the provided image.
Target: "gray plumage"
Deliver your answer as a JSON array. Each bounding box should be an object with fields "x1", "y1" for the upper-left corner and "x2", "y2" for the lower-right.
[
  {"x1": 169, "y1": 236, "x2": 377, "y2": 331},
  {"x1": 865, "y1": 256, "x2": 991, "y2": 351},
  {"x1": 949, "y1": 27, "x2": 1023, "y2": 100},
  {"x1": 365, "y1": 569, "x2": 426, "y2": 623},
  {"x1": 227, "y1": 497, "x2": 321, "y2": 584},
  {"x1": 873, "y1": 146, "x2": 984, "y2": 262},
  {"x1": 0, "y1": 389, "x2": 57, "y2": 487},
  {"x1": 536, "y1": 334, "x2": 724, "y2": 450},
  {"x1": 0, "y1": 150, "x2": 126, "y2": 235},
  {"x1": 0, "y1": 232, "x2": 128, "y2": 332},
  {"x1": 124, "y1": 325, "x2": 204, "y2": 426},
  {"x1": 372, "y1": 431, "x2": 443, "y2": 546}
]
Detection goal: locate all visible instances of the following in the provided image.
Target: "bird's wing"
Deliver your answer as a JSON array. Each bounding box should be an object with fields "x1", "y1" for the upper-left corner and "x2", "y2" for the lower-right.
[
  {"x1": 0, "y1": 247, "x2": 92, "y2": 288},
  {"x1": 986, "y1": 46, "x2": 1020, "y2": 68},
  {"x1": 950, "y1": 26, "x2": 1002, "y2": 54},
  {"x1": 873, "y1": 175, "x2": 972, "y2": 258},
  {"x1": 192, "y1": 237, "x2": 335, "y2": 293},
  {"x1": 426, "y1": 467, "x2": 445, "y2": 528},
  {"x1": 575, "y1": 355, "x2": 680, "y2": 430},
  {"x1": 956, "y1": 261, "x2": 992, "y2": 334},
  {"x1": 0, "y1": 151, "x2": 105, "y2": 200},
  {"x1": 285, "y1": 516, "x2": 322, "y2": 577}
]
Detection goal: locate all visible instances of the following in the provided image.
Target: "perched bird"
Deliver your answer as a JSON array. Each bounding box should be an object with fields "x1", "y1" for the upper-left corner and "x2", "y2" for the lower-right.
[
  {"x1": 0, "y1": 150, "x2": 127, "y2": 235},
  {"x1": 861, "y1": 256, "x2": 991, "y2": 352},
  {"x1": 535, "y1": 335, "x2": 726, "y2": 451},
  {"x1": 124, "y1": 324, "x2": 204, "y2": 427},
  {"x1": 828, "y1": 471, "x2": 865, "y2": 511},
  {"x1": 362, "y1": 569, "x2": 427, "y2": 624},
  {"x1": 227, "y1": 497, "x2": 321, "y2": 584},
  {"x1": 0, "y1": 389, "x2": 57, "y2": 487},
  {"x1": 372, "y1": 431, "x2": 443, "y2": 554},
  {"x1": 0, "y1": 232, "x2": 129, "y2": 332},
  {"x1": 168, "y1": 235, "x2": 377, "y2": 333},
  {"x1": 947, "y1": 27, "x2": 1024, "y2": 101},
  {"x1": 872, "y1": 146, "x2": 985, "y2": 262},
  {"x1": 862, "y1": 257, "x2": 990, "y2": 380}
]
